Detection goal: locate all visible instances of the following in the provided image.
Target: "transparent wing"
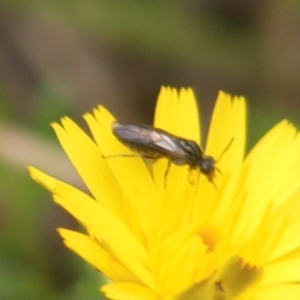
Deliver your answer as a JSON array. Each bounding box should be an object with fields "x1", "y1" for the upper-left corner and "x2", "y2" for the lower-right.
[{"x1": 112, "y1": 122, "x2": 189, "y2": 160}]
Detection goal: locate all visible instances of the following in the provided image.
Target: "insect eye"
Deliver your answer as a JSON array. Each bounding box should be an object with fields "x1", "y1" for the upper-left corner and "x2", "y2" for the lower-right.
[{"x1": 200, "y1": 156, "x2": 215, "y2": 175}]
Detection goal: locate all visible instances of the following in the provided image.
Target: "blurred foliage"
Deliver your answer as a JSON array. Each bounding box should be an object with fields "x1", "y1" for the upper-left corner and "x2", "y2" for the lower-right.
[{"x1": 0, "y1": 0, "x2": 300, "y2": 299}]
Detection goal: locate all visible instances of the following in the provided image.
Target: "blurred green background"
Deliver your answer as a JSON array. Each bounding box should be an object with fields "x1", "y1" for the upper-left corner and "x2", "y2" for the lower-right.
[{"x1": 0, "y1": 1, "x2": 300, "y2": 299}]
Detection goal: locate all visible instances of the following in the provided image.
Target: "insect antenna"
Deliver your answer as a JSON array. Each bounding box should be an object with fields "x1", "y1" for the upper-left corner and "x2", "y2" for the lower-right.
[
  {"x1": 211, "y1": 137, "x2": 234, "y2": 182},
  {"x1": 215, "y1": 137, "x2": 235, "y2": 163}
]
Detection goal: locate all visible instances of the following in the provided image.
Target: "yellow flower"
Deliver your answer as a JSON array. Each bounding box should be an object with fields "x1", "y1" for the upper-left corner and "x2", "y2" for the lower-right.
[{"x1": 29, "y1": 87, "x2": 300, "y2": 299}]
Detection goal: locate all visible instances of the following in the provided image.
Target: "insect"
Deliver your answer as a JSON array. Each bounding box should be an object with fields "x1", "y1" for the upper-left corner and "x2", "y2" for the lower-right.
[{"x1": 111, "y1": 122, "x2": 233, "y2": 186}]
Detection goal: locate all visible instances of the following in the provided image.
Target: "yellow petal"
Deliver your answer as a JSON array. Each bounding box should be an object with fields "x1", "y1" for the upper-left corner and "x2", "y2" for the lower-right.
[
  {"x1": 53, "y1": 182, "x2": 156, "y2": 289},
  {"x1": 232, "y1": 121, "x2": 300, "y2": 246},
  {"x1": 254, "y1": 284, "x2": 300, "y2": 300},
  {"x1": 263, "y1": 247, "x2": 300, "y2": 286},
  {"x1": 84, "y1": 106, "x2": 160, "y2": 238},
  {"x1": 52, "y1": 118, "x2": 123, "y2": 210},
  {"x1": 153, "y1": 87, "x2": 201, "y2": 212},
  {"x1": 191, "y1": 92, "x2": 246, "y2": 227},
  {"x1": 59, "y1": 229, "x2": 142, "y2": 283},
  {"x1": 101, "y1": 282, "x2": 158, "y2": 300}
]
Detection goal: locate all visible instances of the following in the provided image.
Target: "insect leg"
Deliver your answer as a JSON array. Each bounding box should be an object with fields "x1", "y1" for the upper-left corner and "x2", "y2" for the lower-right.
[
  {"x1": 189, "y1": 166, "x2": 218, "y2": 190},
  {"x1": 215, "y1": 166, "x2": 222, "y2": 176},
  {"x1": 163, "y1": 160, "x2": 172, "y2": 189},
  {"x1": 102, "y1": 153, "x2": 141, "y2": 159},
  {"x1": 188, "y1": 166, "x2": 197, "y2": 185},
  {"x1": 210, "y1": 179, "x2": 218, "y2": 190}
]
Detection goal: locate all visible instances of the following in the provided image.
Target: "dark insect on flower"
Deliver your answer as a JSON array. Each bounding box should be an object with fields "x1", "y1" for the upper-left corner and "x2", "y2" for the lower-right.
[{"x1": 111, "y1": 122, "x2": 233, "y2": 186}]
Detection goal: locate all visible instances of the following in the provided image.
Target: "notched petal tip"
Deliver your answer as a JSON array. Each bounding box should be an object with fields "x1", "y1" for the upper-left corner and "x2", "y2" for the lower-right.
[{"x1": 28, "y1": 166, "x2": 58, "y2": 192}]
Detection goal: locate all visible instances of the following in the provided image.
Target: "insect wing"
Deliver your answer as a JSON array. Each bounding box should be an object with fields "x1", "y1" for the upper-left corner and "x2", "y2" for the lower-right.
[
  {"x1": 112, "y1": 122, "x2": 189, "y2": 160},
  {"x1": 112, "y1": 123, "x2": 149, "y2": 144}
]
